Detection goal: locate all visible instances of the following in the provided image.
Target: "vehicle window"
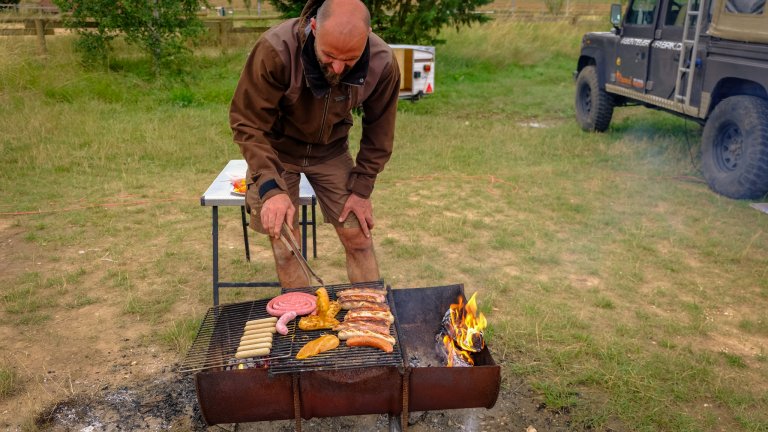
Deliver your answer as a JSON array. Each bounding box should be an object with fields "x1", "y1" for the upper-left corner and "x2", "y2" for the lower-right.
[
  {"x1": 665, "y1": 0, "x2": 690, "y2": 25},
  {"x1": 725, "y1": 0, "x2": 765, "y2": 14},
  {"x1": 626, "y1": 0, "x2": 659, "y2": 24}
]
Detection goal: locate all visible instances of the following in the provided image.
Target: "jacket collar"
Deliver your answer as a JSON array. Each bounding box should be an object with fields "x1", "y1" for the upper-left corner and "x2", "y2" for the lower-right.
[{"x1": 301, "y1": 25, "x2": 370, "y2": 98}]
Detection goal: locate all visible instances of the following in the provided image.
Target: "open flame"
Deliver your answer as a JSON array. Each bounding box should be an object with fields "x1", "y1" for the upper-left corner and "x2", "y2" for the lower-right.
[{"x1": 438, "y1": 292, "x2": 487, "y2": 367}]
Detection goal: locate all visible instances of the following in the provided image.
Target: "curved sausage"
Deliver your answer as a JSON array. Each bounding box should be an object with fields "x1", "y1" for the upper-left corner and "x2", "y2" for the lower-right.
[
  {"x1": 275, "y1": 310, "x2": 297, "y2": 335},
  {"x1": 345, "y1": 336, "x2": 393, "y2": 353},
  {"x1": 267, "y1": 292, "x2": 317, "y2": 316}
]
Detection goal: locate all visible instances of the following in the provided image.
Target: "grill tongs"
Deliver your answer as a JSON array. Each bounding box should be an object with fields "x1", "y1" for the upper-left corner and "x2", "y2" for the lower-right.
[{"x1": 280, "y1": 222, "x2": 325, "y2": 287}]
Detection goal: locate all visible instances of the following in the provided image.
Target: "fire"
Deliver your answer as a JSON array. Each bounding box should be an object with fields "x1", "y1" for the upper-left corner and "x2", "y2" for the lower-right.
[
  {"x1": 439, "y1": 292, "x2": 488, "y2": 367},
  {"x1": 442, "y1": 335, "x2": 473, "y2": 367},
  {"x1": 449, "y1": 292, "x2": 487, "y2": 353}
]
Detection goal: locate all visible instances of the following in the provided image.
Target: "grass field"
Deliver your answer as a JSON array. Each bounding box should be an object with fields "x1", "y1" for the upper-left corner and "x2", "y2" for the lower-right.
[{"x1": 1, "y1": 17, "x2": 767, "y2": 431}]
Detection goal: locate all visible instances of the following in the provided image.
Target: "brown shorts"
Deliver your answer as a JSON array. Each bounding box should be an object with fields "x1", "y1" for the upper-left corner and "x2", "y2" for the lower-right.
[{"x1": 246, "y1": 152, "x2": 361, "y2": 234}]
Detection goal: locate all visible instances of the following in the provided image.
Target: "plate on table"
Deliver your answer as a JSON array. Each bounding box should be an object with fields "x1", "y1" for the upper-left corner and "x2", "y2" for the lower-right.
[{"x1": 231, "y1": 178, "x2": 247, "y2": 196}]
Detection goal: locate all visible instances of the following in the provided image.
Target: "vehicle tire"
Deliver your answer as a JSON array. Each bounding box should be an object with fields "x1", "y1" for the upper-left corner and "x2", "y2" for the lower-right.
[
  {"x1": 701, "y1": 95, "x2": 768, "y2": 199},
  {"x1": 574, "y1": 65, "x2": 615, "y2": 132}
]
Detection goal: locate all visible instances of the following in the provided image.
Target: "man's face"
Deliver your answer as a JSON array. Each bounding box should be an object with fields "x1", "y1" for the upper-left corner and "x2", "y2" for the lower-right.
[
  {"x1": 314, "y1": 43, "x2": 351, "y2": 87},
  {"x1": 311, "y1": 17, "x2": 368, "y2": 86}
]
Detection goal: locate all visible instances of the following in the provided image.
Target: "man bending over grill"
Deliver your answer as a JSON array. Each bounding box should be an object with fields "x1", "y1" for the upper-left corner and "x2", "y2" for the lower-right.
[{"x1": 230, "y1": 0, "x2": 400, "y2": 288}]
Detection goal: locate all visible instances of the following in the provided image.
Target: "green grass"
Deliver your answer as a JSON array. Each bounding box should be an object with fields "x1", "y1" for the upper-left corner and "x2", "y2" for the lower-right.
[
  {"x1": 1, "y1": 18, "x2": 767, "y2": 431},
  {"x1": 0, "y1": 366, "x2": 20, "y2": 400}
]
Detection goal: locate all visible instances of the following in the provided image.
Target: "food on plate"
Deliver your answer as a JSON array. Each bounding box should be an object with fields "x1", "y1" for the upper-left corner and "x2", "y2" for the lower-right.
[
  {"x1": 298, "y1": 287, "x2": 340, "y2": 330},
  {"x1": 344, "y1": 309, "x2": 394, "y2": 324},
  {"x1": 346, "y1": 336, "x2": 393, "y2": 353},
  {"x1": 267, "y1": 292, "x2": 317, "y2": 317},
  {"x1": 337, "y1": 329, "x2": 396, "y2": 345},
  {"x1": 231, "y1": 178, "x2": 247, "y2": 194},
  {"x1": 296, "y1": 334, "x2": 340, "y2": 359},
  {"x1": 235, "y1": 347, "x2": 270, "y2": 359},
  {"x1": 275, "y1": 310, "x2": 297, "y2": 335}
]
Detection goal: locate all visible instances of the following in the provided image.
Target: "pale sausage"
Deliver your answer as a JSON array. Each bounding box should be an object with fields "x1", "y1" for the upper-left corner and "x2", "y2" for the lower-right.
[
  {"x1": 275, "y1": 310, "x2": 297, "y2": 335},
  {"x1": 235, "y1": 347, "x2": 270, "y2": 359}
]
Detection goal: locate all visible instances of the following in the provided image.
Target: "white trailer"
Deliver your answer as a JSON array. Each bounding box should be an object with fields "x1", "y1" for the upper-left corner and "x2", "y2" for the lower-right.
[{"x1": 390, "y1": 44, "x2": 435, "y2": 101}]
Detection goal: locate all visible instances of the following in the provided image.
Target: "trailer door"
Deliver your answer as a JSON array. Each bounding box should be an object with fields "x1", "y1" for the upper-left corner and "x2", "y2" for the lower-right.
[{"x1": 615, "y1": 0, "x2": 659, "y2": 93}]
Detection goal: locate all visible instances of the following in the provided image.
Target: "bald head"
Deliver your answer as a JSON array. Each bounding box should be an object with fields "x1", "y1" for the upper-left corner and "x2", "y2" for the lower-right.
[
  {"x1": 316, "y1": 0, "x2": 371, "y2": 31},
  {"x1": 311, "y1": 0, "x2": 371, "y2": 85}
]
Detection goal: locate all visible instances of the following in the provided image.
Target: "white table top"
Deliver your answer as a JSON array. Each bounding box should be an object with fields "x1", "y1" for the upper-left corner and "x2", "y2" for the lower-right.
[{"x1": 200, "y1": 160, "x2": 315, "y2": 207}]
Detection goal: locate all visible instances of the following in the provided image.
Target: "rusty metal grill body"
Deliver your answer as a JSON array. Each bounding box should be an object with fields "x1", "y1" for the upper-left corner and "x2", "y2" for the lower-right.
[{"x1": 184, "y1": 283, "x2": 500, "y2": 427}]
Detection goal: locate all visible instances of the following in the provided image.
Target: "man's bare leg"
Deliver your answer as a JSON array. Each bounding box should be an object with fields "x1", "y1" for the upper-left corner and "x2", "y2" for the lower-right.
[
  {"x1": 269, "y1": 225, "x2": 309, "y2": 288},
  {"x1": 335, "y1": 226, "x2": 380, "y2": 283}
]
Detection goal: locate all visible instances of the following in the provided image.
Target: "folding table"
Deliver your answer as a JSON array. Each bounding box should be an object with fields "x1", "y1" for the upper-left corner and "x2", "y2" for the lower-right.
[{"x1": 200, "y1": 160, "x2": 317, "y2": 305}]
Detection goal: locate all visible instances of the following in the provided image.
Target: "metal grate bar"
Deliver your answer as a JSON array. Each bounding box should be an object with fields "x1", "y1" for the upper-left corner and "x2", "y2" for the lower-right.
[
  {"x1": 179, "y1": 281, "x2": 404, "y2": 374},
  {"x1": 179, "y1": 299, "x2": 295, "y2": 372}
]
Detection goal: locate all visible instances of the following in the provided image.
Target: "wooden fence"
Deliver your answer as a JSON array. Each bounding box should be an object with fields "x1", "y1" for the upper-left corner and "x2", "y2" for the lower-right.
[
  {"x1": 0, "y1": 5, "x2": 610, "y2": 56},
  {"x1": 0, "y1": 14, "x2": 281, "y2": 54}
]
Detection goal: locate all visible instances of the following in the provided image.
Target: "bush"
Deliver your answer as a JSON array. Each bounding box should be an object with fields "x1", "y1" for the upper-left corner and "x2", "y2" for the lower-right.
[
  {"x1": 268, "y1": 0, "x2": 493, "y2": 45},
  {"x1": 53, "y1": 0, "x2": 207, "y2": 74}
]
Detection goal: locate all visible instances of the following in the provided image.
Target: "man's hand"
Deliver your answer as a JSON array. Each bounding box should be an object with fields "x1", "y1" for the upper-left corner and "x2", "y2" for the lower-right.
[
  {"x1": 339, "y1": 194, "x2": 375, "y2": 238},
  {"x1": 261, "y1": 193, "x2": 295, "y2": 239}
]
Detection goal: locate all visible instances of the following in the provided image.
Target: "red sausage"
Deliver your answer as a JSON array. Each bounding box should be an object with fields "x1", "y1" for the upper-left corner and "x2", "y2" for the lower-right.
[
  {"x1": 345, "y1": 336, "x2": 393, "y2": 353},
  {"x1": 276, "y1": 310, "x2": 297, "y2": 335},
  {"x1": 267, "y1": 292, "x2": 316, "y2": 317}
]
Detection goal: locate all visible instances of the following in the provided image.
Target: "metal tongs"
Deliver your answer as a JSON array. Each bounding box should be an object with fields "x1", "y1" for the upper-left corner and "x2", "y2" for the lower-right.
[{"x1": 280, "y1": 222, "x2": 325, "y2": 287}]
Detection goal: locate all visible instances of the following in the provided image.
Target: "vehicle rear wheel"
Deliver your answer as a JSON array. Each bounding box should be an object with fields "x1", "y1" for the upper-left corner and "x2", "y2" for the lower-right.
[
  {"x1": 701, "y1": 95, "x2": 768, "y2": 199},
  {"x1": 574, "y1": 65, "x2": 614, "y2": 132}
]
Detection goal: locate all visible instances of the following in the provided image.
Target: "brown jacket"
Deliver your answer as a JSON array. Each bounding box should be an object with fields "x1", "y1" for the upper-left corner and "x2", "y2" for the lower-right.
[{"x1": 229, "y1": 14, "x2": 400, "y2": 200}]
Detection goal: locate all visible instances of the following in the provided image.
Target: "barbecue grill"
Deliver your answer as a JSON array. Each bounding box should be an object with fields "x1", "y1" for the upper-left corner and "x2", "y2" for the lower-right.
[{"x1": 180, "y1": 282, "x2": 501, "y2": 431}]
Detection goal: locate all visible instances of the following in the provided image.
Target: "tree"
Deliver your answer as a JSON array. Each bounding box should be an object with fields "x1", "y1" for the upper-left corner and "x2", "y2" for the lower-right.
[
  {"x1": 53, "y1": 0, "x2": 207, "y2": 73},
  {"x1": 268, "y1": 0, "x2": 492, "y2": 45}
]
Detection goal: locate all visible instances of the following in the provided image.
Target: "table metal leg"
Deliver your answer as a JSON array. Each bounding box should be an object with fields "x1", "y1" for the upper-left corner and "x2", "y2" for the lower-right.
[
  {"x1": 240, "y1": 206, "x2": 250, "y2": 262},
  {"x1": 312, "y1": 198, "x2": 317, "y2": 258},
  {"x1": 301, "y1": 204, "x2": 308, "y2": 260},
  {"x1": 212, "y1": 206, "x2": 220, "y2": 306}
]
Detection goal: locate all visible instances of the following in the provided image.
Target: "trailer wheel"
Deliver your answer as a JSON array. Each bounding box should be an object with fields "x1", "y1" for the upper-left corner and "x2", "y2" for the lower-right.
[
  {"x1": 574, "y1": 65, "x2": 614, "y2": 132},
  {"x1": 701, "y1": 95, "x2": 768, "y2": 199}
]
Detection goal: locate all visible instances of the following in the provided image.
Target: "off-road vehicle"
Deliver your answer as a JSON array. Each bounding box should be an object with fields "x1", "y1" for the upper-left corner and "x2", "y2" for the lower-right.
[{"x1": 574, "y1": 0, "x2": 768, "y2": 199}]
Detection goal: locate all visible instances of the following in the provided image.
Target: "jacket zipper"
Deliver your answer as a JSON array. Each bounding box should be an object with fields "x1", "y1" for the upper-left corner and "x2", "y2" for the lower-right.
[{"x1": 304, "y1": 91, "x2": 331, "y2": 167}]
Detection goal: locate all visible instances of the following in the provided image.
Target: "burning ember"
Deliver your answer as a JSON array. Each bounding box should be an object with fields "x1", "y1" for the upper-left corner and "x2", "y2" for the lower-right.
[{"x1": 436, "y1": 292, "x2": 487, "y2": 367}]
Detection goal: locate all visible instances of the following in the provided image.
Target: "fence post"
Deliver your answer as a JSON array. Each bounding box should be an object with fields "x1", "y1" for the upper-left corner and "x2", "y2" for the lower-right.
[{"x1": 34, "y1": 18, "x2": 47, "y2": 56}]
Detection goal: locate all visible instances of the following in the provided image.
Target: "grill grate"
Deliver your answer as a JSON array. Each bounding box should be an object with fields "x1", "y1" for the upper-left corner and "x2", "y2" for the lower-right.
[{"x1": 179, "y1": 281, "x2": 403, "y2": 374}]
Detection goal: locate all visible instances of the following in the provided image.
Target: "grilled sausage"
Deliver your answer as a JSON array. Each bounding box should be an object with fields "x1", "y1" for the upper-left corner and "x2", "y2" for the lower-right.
[
  {"x1": 267, "y1": 292, "x2": 317, "y2": 317},
  {"x1": 337, "y1": 329, "x2": 396, "y2": 345},
  {"x1": 346, "y1": 336, "x2": 393, "y2": 353},
  {"x1": 245, "y1": 317, "x2": 278, "y2": 326},
  {"x1": 240, "y1": 333, "x2": 274, "y2": 343},
  {"x1": 235, "y1": 347, "x2": 270, "y2": 359},
  {"x1": 238, "y1": 341, "x2": 272, "y2": 351},
  {"x1": 243, "y1": 323, "x2": 275, "y2": 336},
  {"x1": 245, "y1": 321, "x2": 278, "y2": 331},
  {"x1": 275, "y1": 310, "x2": 297, "y2": 335}
]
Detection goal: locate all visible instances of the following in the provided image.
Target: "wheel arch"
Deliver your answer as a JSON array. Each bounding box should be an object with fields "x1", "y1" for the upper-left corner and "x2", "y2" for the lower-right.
[
  {"x1": 707, "y1": 78, "x2": 768, "y2": 119},
  {"x1": 577, "y1": 50, "x2": 609, "y2": 88}
]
